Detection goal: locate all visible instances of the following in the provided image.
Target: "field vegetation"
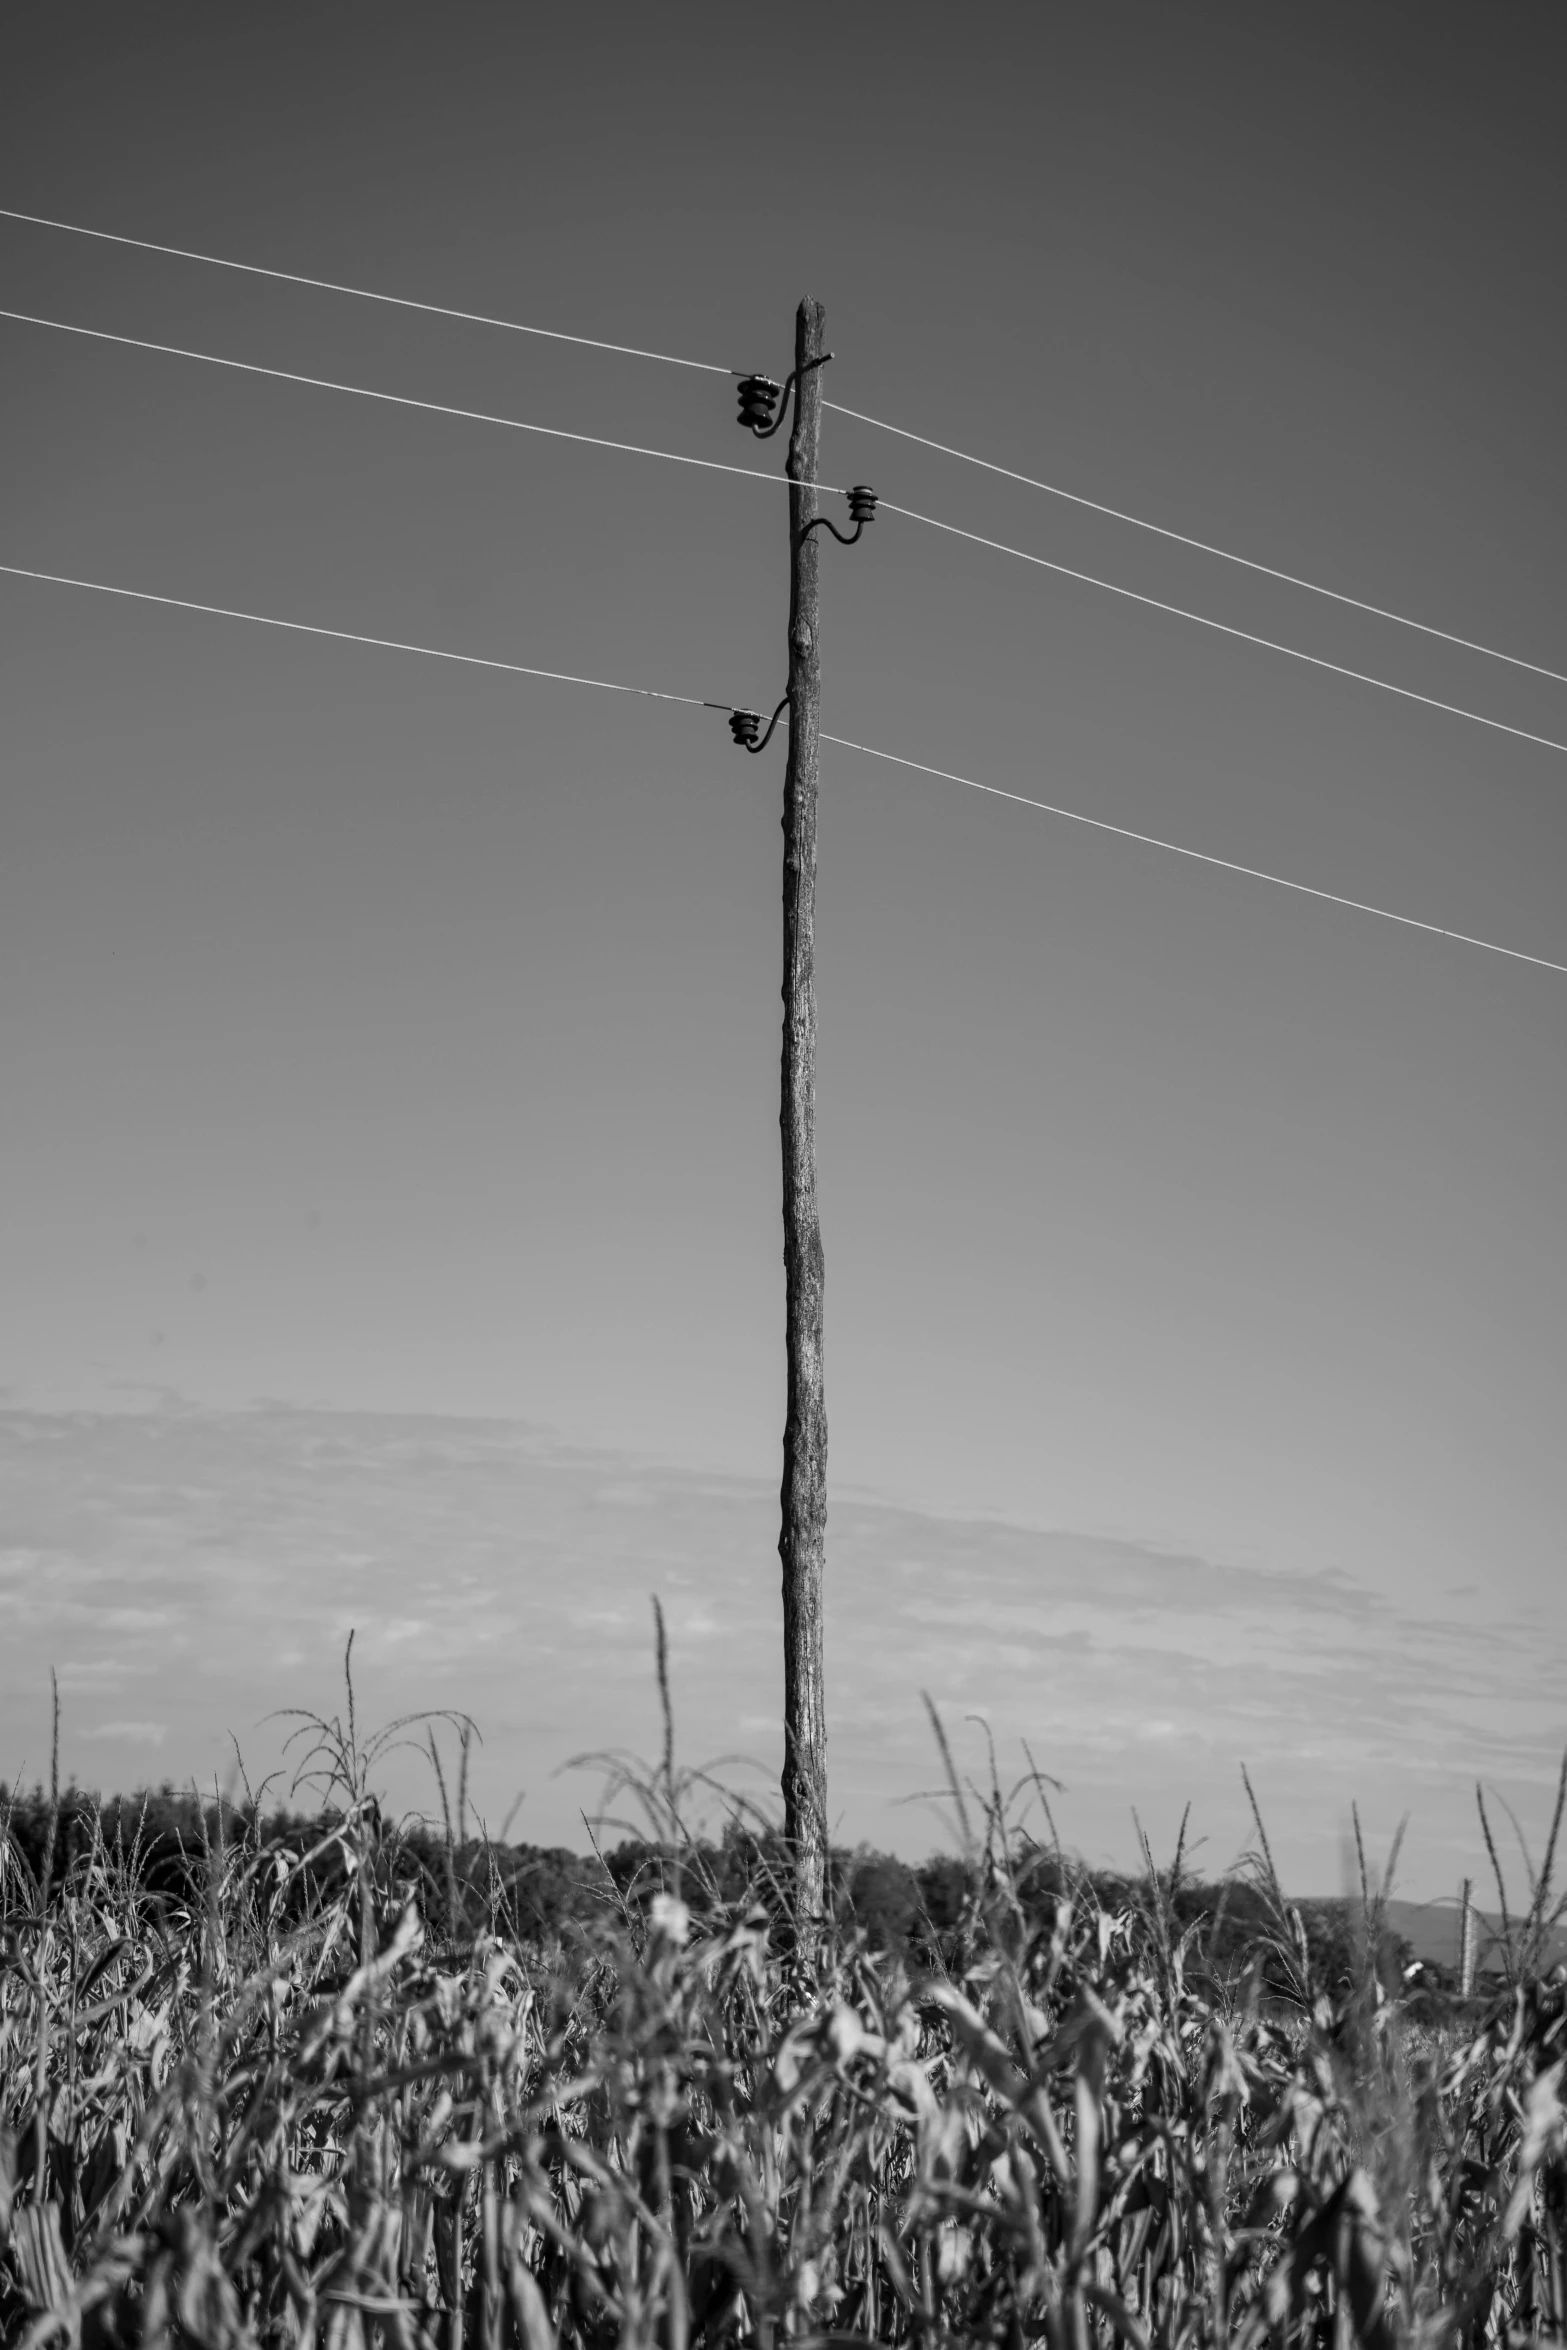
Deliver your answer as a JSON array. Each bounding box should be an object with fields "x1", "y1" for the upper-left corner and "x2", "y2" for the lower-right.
[{"x1": 1, "y1": 1658, "x2": 1564, "y2": 2349}]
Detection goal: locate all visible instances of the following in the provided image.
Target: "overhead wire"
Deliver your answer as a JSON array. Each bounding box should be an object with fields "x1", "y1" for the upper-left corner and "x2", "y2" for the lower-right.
[
  {"x1": 878, "y1": 498, "x2": 1567, "y2": 762},
  {"x1": 818, "y1": 731, "x2": 1567, "y2": 980},
  {"x1": 2, "y1": 555, "x2": 1562, "y2": 980},
  {"x1": 6, "y1": 303, "x2": 1564, "y2": 763},
  {"x1": 0, "y1": 307, "x2": 813, "y2": 495},
  {"x1": 0, "y1": 560, "x2": 720, "y2": 706},
  {"x1": 828, "y1": 400, "x2": 1567, "y2": 693},
  {"x1": 5, "y1": 202, "x2": 1558, "y2": 693},
  {"x1": 0, "y1": 203, "x2": 735, "y2": 375}
]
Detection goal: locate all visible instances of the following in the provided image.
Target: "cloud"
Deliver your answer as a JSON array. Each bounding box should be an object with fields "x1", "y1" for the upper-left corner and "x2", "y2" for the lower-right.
[{"x1": 0, "y1": 1400, "x2": 1560, "y2": 1894}]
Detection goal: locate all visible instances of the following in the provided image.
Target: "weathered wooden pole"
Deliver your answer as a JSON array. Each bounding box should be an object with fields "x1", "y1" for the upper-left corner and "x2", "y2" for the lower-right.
[
  {"x1": 1459, "y1": 1876, "x2": 1475, "y2": 1998},
  {"x1": 779, "y1": 295, "x2": 829, "y2": 1920}
]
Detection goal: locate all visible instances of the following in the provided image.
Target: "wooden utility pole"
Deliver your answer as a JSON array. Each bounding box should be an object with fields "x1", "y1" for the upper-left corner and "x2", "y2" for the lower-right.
[
  {"x1": 1459, "y1": 1876, "x2": 1475, "y2": 1998},
  {"x1": 779, "y1": 296, "x2": 829, "y2": 1920}
]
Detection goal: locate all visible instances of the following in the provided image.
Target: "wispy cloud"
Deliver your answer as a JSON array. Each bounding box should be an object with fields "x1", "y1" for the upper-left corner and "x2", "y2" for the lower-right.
[{"x1": 1, "y1": 1403, "x2": 1560, "y2": 1894}]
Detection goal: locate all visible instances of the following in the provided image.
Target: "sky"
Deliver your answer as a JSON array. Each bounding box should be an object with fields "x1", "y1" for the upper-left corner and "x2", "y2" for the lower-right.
[{"x1": 1, "y1": 2, "x2": 1564, "y2": 1898}]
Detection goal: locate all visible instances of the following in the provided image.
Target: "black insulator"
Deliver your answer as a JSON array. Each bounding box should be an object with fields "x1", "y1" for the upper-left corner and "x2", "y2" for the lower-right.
[
  {"x1": 729, "y1": 709, "x2": 763, "y2": 749},
  {"x1": 847, "y1": 484, "x2": 878, "y2": 526},
  {"x1": 737, "y1": 374, "x2": 782, "y2": 432}
]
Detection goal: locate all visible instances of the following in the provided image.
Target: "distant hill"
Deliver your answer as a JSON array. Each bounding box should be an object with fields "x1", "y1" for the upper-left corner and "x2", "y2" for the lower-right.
[{"x1": 1299, "y1": 1895, "x2": 1567, "y2": 1972}]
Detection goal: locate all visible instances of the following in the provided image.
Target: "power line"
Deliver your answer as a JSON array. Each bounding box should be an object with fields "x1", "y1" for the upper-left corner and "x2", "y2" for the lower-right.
[
  {"x1": 0, "y1": 560, "x2": 720, "y2": 706},
  {"x1": 0, "y1": 307, "x2": 810, "y2": 495},
  {"x1": 821, "y1": 731, "x2": 1567, "y2": 979},
  {"x1": 3, "y1": 554, "x2": 1560, "y2": 981},
  {"x1": 6, "y1": 203, "x2": 1554, "y2": 696},
  {"x1": 0, "y1": 203, "x2": 735, "y2": 376},
  {"x1": 829, "y1": 401, "x2": 1567, "y2": 694},
  {"x1": 879, "y1": 499, "x2": 1567, "y2": 763},
  {"x1": 9, "y1": 303, "x2": 1563, "y2": 766}
]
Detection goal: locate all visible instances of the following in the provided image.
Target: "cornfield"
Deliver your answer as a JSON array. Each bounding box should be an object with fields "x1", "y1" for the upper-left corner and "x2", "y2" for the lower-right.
[{"x1": 1, "y1": 1666, "x2": 1564, "y2": 2350}]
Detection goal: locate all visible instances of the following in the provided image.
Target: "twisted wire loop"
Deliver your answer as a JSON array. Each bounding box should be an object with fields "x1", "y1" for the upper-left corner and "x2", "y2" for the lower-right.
[{"x1": 729, "y1": 695, "x2": 790, "y2": 752}]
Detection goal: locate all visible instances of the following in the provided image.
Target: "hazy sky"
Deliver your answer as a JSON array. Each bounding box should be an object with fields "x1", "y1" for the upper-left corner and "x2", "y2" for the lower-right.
[{"x1": 2, "y1": 3, "x2": 1564, "y2": 1896}]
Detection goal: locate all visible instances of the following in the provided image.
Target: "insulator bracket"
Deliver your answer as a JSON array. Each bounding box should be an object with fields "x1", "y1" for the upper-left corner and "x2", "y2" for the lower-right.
[
  {"x1": 801, "y1": 484, "x2": 878, "y2": 546},
  {"x1": 728, "y1": 696, "x2": 789, "y2": 754}
]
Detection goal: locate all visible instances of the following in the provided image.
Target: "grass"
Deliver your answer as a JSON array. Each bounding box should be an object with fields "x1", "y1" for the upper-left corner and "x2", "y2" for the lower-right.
[{"x1": 1, "y1": 1649, "x2": 1564, "y2": 2349}]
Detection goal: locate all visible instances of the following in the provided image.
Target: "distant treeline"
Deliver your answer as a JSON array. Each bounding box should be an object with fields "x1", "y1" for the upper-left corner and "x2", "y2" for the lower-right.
[{"x1": 0, "y1": 1778, "x2": 1436, "y2": 1998}]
